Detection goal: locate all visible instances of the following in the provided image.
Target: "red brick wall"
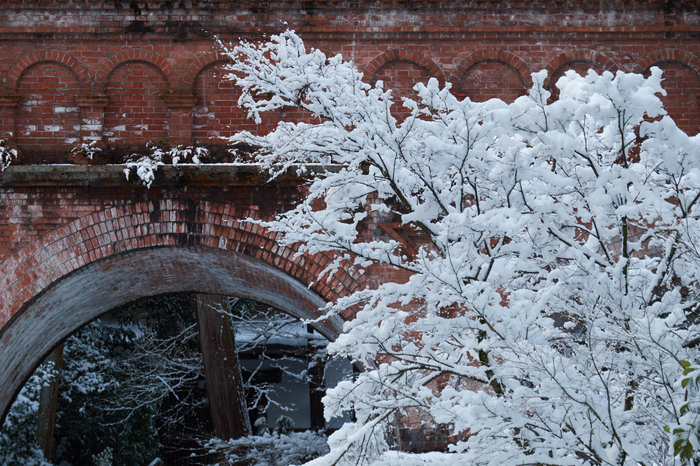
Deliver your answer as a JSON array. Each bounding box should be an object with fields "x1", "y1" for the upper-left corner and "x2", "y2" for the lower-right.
[
  {"x1": 0, "y1": 1, "x2": 698, "y2": 163},
  {"x1": 15, "y1": 63, "x2": 81, "y2": 159},
  {"x1": 103, "y1": 62, "x2": 170, "y2": 148},
  {"x1": 193, "y1": 63, "x2": 244, "y2": 146},
  {"x1": 2, "y1": 0, "x2": 700, "y2": 427},
  {"x1": 372, "y1": 59, "x2": 435, "y2": 118},
  {"x1": 457, "y1": 60, "x2": 526, "y2": 102},
  {"x1": 644, "y1": 61, "x2": 700, "y2": 134}
]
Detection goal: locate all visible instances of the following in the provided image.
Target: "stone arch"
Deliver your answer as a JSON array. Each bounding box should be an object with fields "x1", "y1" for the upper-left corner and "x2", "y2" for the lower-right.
[
  {"x1": 182, "y1": 51, "x2": 231, "y2": 94},
  {"x1": 5, "y1": 50, "x2": 90, "y2": 93},
  {"x1": 364, "y1": 49, "x2": 445, "y2": 86},
  {"x1": 544, "y1": 49, "x2": 619, "y2": 93},
  {"x1": 634, "y1": 49, "x2": 700, "y2": 134},
  {"x1": 448, "y1": 50, "x2": 530, "y2": 103},
  {"x1": 0, "y1": 200, "x2": 364, "y2": 423},
  {"x1": 94, "y1": 49, "x2": 178, "y2": 93}
]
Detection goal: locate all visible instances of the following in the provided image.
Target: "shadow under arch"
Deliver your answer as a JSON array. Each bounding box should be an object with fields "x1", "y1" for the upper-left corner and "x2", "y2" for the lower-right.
[{"x1": 0, "y1": 245, "x2": 342, "y2": 425}]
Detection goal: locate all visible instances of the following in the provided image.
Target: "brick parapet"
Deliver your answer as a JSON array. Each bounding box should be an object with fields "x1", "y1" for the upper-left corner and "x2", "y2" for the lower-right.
[
  {"x1": 0, "y1": 2, "x2": 698, "y2": 36},
  {"x1": 0, "y1": 2, "x2": 698, "y2": 159},
  {"x1": 0, "y1": 188, "x2": 368, "y2": 326}
]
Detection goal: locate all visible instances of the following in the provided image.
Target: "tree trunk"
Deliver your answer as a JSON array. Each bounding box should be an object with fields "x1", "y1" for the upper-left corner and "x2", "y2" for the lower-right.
[
  {"x1": 195, "y1": 294, "x2": 251, "y2": 440},
  {"x1": 36, "y1": 343, "x2": 63, "y2": 461}
]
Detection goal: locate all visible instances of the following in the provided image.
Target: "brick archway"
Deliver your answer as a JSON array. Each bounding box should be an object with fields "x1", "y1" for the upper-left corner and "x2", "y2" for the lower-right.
[
  {"x1": 181, "y1": 51, "x2": 232, "y2": 94},
  {"x1": 94, "y1": 49, "x2": 178, "y2": 93},
  {"x1": 0, "y1": 199, "x2": 364, "y2": 424},
  {"x1": 448, "y1": 50, "x2": 531, "y2": 88},
  {"x1": 543, "y1": 49, "x2": 619, "y2": 90},
  {"x1": 634, "y1": 48, "x2": 700, "y2": 75},
  {"x1": 364, "y1": 49, "x2": 445, "y2": 86},
  {"x1": 5, "y1": 50, "x2": 91, "y2": 93}
]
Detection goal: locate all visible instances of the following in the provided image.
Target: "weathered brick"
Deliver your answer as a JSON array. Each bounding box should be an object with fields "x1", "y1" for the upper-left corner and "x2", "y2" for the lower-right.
[{"x1": 1, "y1": 0, "x2": 700, "y2": 431}]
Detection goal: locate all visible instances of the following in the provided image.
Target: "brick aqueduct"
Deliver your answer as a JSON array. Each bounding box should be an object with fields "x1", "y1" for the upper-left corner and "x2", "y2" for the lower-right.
[{"x1": 1, "y1": 0, "x2": 700, "y2": 424}]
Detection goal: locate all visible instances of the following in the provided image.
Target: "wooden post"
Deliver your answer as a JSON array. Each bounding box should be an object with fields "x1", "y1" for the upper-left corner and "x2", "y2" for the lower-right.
[
  {"x1": 308, "y1": 325, "x2": 326, "y2": 431},
  {"x1": 36, "y1": 343, "x2": 63, "y2": 461},
  {"x1": 195, "y1": 294, "x2": 251, "y2": 440}
]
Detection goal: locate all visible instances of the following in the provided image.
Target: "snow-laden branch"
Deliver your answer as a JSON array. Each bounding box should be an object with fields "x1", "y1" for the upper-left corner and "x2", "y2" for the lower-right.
[
  {"x1": 123, "y1": 142, "x2": 209, "y2": 188},
  {"x1": 226, "y1": 30, "x2": 700, "y2": 465},
  {"x1": 0, "y1": 139, "x2": 18, "y2": 172}
]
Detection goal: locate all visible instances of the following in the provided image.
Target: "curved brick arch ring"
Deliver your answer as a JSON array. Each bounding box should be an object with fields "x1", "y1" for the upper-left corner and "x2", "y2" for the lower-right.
[
  {"x1": 181, "y1": 50, "x2": 232, "y2": 94},
  {"x1": 364, "y1": 48, "x2": 446, "y2": 86},
  {"x1": 447, "y1": 49, "x2": 531, "y2": 89},
  {"x1": 543, "y1": 49, "x2": 619, "y2": 89},
  {"x1": 634, "y1": 48, "x2": 700, "y2": 75},
  {"x1": 94, "y1": 49, "x2": 178, "y2": 92},
  {"x1": 0, "y1": 200, "x2": 364, "y2": 423},
  {"x1": 5, "y1": 50, "x2": 91, "y2": 93}
]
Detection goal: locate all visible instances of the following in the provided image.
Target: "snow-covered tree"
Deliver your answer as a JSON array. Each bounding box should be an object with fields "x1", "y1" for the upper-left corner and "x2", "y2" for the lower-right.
[
  {"x1": 0, "y1": 364, "x2": 55, "y2": 466},
  {"x1": 53, "y1": 296, "x2": 197, "y2": 465},
  {"x1": 206, "y1": 417, "x2": 330, "y2": 466},
  {"x1": 2, "y1": 293, "x2": 336, "y2": 465},
  {"x1": 0, "y1": 139, "x2": 17, "y2": 172},
  {"x1": 224, "y1": 30, "x2": 700, "y2": 465}
]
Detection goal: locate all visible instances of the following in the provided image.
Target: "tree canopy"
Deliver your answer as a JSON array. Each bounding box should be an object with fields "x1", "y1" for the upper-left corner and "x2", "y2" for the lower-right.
[{"x1": 224, "y1": 30, "x2": 700, "y2": 465}]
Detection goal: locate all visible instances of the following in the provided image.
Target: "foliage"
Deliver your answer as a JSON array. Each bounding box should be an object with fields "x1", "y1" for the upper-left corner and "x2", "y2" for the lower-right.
[
  {"x1": 206, "y1": 416, "x2": 330, "y2": 466},
  {"x1": 70, "y1": 140, "x2": 102, "y2": 160},
  {"x1": 0, "y1": 364, "x2": 55, "y2": 466},
  {"x1": 666, "y1": 361, "x2": 700, "y2": 463},
  {"x1": 123, "y1": 142, "x2": 209, "y2": 187},
  {"x1": 53, "y1": 295, "x2": 202, "y2": 465},
  {"x1": 0, "y1": 139, "x2": 18, "y2": 171},
  {"x1": 53, "y1": 323, "x2": 163, "y2": 465},
  {"x1": 92, "y1": 447, "x2": 114, "y2": 466},
  {"x1": 226, "y1": 30, "x2": 700, "y2": 465}
]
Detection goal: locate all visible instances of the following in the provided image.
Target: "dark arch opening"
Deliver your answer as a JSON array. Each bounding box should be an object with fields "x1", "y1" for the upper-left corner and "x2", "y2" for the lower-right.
[
  {"x1": 8, "y1": 292, "x2": 345, "y2": 465},
  {"x1": 0, "y1": 246, "x2": 343, "y2": 426}
]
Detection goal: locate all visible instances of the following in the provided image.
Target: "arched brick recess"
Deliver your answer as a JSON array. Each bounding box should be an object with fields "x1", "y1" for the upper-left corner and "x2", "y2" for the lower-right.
[
  {"x1": 94, "y1": 49, "x2": 178, "y2": 93},
  {"x1": 635, "y1": 56, "x2": 700, "y2": 134},
  {"x1": 187, "y1": 52, "x2": 310, "y2": 140},
  {"x1": 365, "y1": 49, "x2": 443, "y2": 83},
  {"x1": 102, "y1": 61, "x2": 170, "y2": 147},
  {"x1": 182, "y1": 51, "x2": 231, "y2": 93},
  {"x1": 544, "y1": 50, "x2": 619, "y2": 99},
  {"x1": 0, "y1": 199, "x2": 365, "y2": 423},
  {"x1": 448, "y1": 50, "x2": 530, "y2": 102},
  {"x1": 634, "y1": 49, "x2": 700, "y2": 75},
  {"x1": 5, "y1": 50, "x2": 90, "y2": 93},
  {"x1": 365, "y1": 50, "x2": 444, "y2": 120},
  {"x1": 192, "y1": 60, "x2": 252, "y2": 146},
  {"x1": 365, "y1": 49, "x2": 445, "y2": 86},
  {"x1": 14, "y1": 62, "x2": 81, "y2": 158}
]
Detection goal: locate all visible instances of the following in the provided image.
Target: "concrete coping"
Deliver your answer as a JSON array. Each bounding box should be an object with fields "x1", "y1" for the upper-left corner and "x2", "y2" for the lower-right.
[{"x1": 0, "y1": 163, "x2": 342, "y2": 187}]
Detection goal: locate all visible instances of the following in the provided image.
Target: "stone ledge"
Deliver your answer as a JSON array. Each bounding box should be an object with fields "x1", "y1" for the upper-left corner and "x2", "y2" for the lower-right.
[{"x1": 0, "y1": 164, "x2": 339, "y2": 187}]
